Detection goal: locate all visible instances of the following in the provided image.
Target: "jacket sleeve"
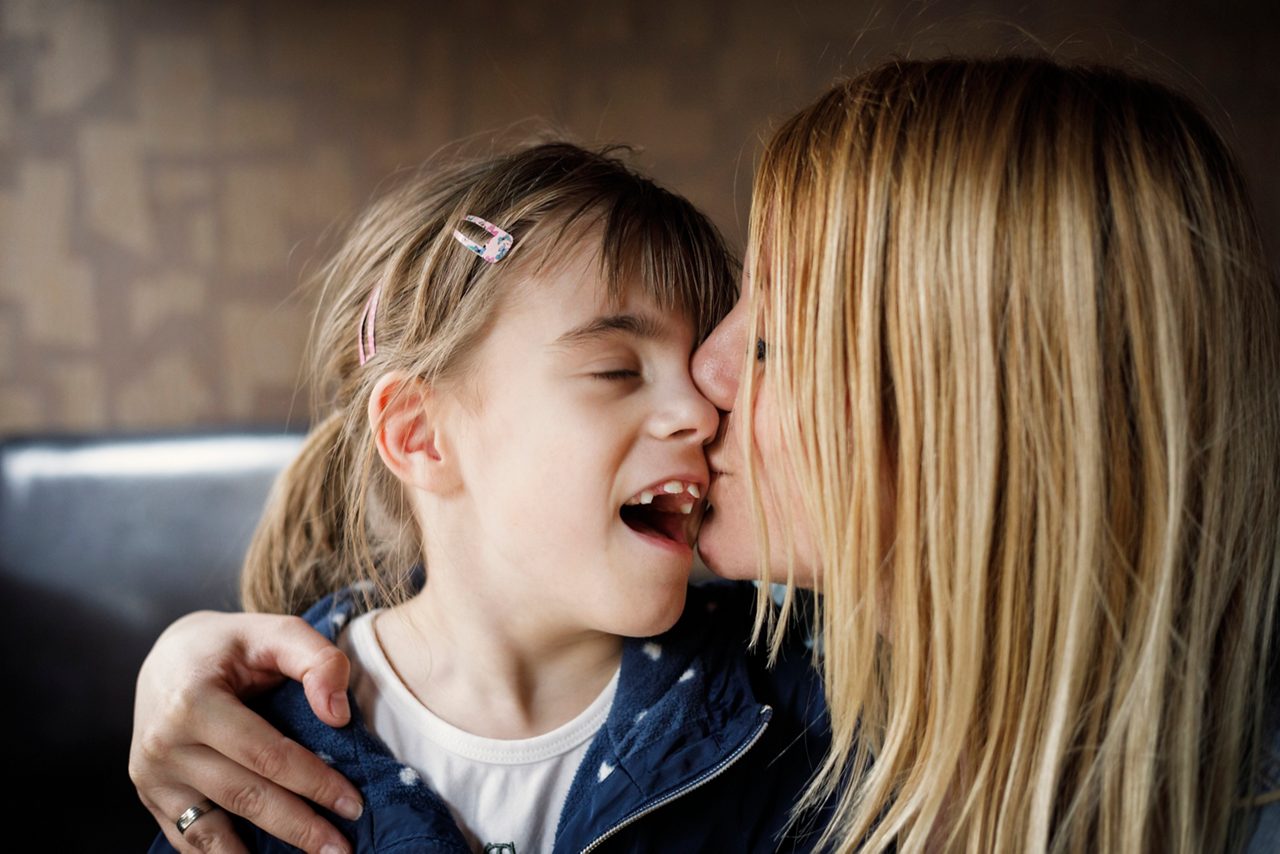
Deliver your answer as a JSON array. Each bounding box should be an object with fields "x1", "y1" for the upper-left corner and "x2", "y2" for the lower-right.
[
  {"x1": 148, "y1": 832, "x2": 176, "y2": 853},
  {"x1": 1247, "y1": 798, "x2": 1280, "y2": 853}
]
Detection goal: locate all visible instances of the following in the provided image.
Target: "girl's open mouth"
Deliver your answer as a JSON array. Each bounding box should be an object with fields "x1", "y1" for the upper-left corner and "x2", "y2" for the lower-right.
[
  {"x1": 620, "y1": 479, "x2": 702, "y2": 547},
  {"x1": 621, "y1": 500, "x2": 690, "y2": 546}
]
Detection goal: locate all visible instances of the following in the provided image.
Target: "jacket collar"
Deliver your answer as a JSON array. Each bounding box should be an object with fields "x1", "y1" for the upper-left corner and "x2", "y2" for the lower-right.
[
  {"x1": 292, "y1": 576, "x2": 772, "y2": 851},
  {"x1": 553, "y1": 583, "x2": 773, "y2": 850},
  {"x1": 262, "y1": 579, "x2": 469, "y2": 847}
]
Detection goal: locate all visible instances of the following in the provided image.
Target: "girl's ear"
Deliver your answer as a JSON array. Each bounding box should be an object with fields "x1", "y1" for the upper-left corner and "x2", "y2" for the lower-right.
[{"x1": 367, "y1": 371, "x2": 461, "y2": 494}]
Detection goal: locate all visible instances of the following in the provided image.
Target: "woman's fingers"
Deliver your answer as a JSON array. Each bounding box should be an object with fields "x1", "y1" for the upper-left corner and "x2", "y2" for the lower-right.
[
  {"x1": 130, "y1": 611, "x2": 362, "y2": 852},
  {"x1": 140, "y1": 783, "x2": 247, "y2": 854},
  {"x1": 188, "y1": 691, "x2": 365, "y2": 823},
  {"x1": 236, "y1": 615, "x2": 353, "y2": 727},
  {"x1": 142, "y1": 745, "x2": 353, "y2": 854}
]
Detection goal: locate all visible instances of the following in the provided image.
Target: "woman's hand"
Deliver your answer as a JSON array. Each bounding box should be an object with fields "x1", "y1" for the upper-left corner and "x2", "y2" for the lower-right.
[{"x1": 130, "y1": 611, "x2": 363, "y2": 853}]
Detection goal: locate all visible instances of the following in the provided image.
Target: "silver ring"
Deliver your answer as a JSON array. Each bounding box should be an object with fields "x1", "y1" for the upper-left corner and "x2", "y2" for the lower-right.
[{"x1": 176, "y1": 799, "x2": 219, "y2": 834}]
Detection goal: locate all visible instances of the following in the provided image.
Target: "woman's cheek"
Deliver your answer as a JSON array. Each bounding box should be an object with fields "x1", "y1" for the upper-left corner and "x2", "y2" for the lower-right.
[
  {"x1": 698, "y1": 470, "x2": 820, "y2": 587},
  {"x1": 696, "y1": 370, "x2": 821, "y2": 587},
  {"x1": 752, "y1": 389, "x2": 820, "y2": 586},
  {"x1": 697, "y1": 474, "x2": 760, "y2": 581},
  {"x1": 763, "y1": 486, "x2": 819, "y2": 588}
]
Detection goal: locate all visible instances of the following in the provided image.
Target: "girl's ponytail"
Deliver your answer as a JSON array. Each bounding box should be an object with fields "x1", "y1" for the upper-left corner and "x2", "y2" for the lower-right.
[
  {"x1": 242, "y1": 405, "x2": 420, "y2": 614},
  {"x1": 242, "y1": 411, "x2": 356, "y2": 614}
]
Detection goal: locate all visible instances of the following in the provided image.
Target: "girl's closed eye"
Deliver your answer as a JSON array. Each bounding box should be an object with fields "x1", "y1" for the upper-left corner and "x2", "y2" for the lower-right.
[{"x1": 593, "y1": 367, "x2": 642, "y2": 381}]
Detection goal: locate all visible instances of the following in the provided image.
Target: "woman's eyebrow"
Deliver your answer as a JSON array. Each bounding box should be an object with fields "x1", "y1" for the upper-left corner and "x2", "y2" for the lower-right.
[{"x1": 552, "y1": 312, "x2": 667, "y2": 349}]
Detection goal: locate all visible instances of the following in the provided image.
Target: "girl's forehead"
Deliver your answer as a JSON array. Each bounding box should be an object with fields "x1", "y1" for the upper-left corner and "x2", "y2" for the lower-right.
[
  {"x1": 520, "y1": 271, "x2": 698, "y2": 342},
  {"x1": 507, "y1": 243, "x2": 695, "y2": 326},
  {"x1": 501, "y1": 210, "x2": 730, "y2": 340}
]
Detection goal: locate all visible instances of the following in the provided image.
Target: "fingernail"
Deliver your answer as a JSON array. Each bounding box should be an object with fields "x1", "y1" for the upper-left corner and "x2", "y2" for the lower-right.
[
  {"x1": 320, "y1": 844, "x2": 348, "y2": 854},
  {"x1": 335, "y1": 795, "x2": 363, "y2": 821},
  {"x1": 330, "y1": 691, "x2": 350, "y2": 721}
]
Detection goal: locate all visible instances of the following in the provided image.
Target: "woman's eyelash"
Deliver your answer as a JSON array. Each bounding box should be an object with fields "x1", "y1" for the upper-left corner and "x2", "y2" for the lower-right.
[{"x1": 756, "y1": 338, "x2": 768, "y2": 362}]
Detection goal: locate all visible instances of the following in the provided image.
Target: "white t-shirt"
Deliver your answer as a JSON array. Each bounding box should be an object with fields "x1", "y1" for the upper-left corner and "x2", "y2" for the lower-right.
[{"x1": 339, "y1": 611, "x2": 618, "y2": 853}]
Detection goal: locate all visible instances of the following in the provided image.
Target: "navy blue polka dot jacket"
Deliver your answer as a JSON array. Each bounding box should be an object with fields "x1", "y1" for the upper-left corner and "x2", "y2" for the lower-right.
[{"x1": 150, "y1": 579, "x2": 832, "y2": 853}]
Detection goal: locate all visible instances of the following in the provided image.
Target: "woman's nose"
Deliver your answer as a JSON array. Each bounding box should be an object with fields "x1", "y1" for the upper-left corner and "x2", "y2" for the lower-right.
[{"x1": 691, "y1": 299, "x2": 745, "y2": 413}]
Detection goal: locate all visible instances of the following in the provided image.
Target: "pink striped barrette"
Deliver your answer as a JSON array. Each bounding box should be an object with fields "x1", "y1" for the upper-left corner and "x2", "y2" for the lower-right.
[
  {"x1": 452, "y1": 214, "x2": 514, "y2": 263},
  {"x1": 357, "y1": 285, "x2": 380, "y2": 366}
]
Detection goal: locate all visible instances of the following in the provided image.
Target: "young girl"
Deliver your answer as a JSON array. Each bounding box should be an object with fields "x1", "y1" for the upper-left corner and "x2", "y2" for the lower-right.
[{"x1": 150, "y1": 143, "x2": 828, "y2": 853}]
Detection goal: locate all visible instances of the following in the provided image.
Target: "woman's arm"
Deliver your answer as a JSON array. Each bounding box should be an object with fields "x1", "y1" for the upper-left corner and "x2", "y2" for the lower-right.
[{"x1": 130, "y1": 611, "x2": 364, "y2": 854}]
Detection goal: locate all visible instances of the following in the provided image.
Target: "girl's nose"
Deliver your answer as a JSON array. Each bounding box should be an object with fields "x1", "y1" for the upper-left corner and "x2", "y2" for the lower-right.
[
  {"x1": 653, "y1": 378, "x2": 720, "y2": 446},
  {"x1": 691, "y1": 298, "x2": 745, "y2": 413}
]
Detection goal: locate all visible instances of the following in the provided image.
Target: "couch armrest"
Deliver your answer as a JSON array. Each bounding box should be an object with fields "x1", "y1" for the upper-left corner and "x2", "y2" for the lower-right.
[{"x1": 0, "y1": 429, "x2": 304, "y2": 847}]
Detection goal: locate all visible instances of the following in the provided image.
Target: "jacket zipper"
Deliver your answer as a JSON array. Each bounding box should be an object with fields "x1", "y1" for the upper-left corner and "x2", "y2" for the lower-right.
[{"x1": 577, "y1": 705, "x2": 773, "y2": 853}]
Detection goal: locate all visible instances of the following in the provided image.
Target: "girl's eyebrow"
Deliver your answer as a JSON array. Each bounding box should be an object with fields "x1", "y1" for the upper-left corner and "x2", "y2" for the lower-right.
[{"x1": 552, "y1": 312, "x2": 668, "y2": 349}]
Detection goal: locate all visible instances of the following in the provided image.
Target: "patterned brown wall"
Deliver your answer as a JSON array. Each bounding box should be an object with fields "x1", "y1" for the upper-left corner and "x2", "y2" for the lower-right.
[{"x1": 2, "y1": 0, "x2": 1276, "y2": 433}]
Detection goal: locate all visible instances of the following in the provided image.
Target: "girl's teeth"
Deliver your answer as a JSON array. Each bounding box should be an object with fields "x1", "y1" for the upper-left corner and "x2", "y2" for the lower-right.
[{"x1": 625, "y1": 482, "x2": 703, "y2": 505}]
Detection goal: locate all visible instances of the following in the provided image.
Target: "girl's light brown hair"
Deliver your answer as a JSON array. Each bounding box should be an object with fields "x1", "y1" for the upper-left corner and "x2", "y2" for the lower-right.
[
  {"x1": 747, "y1": 57, "x2": 1280, "y2": 851},
  {"x1": 242, "y1": 142, "x2": 736, "y2": 616}
]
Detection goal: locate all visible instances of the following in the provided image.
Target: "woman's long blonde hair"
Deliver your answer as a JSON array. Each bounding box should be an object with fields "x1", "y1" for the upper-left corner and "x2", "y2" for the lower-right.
[
  {"x1": 748, "y1": 57, "x2": 1280, "y2": 852},
  {"x1": 242, "y1": 142, "x2": 736, "y2": 614}
]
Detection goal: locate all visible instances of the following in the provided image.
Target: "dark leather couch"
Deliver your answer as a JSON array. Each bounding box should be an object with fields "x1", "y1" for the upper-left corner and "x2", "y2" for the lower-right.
[{"x1": 0, "y1": 430, "x2": 304, "y2": 850}]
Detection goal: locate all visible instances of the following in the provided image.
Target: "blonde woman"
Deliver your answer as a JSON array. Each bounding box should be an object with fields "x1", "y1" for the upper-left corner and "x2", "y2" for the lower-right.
[{"x1": 131, "y1": 57, "x2": 1279, "y2": 852}]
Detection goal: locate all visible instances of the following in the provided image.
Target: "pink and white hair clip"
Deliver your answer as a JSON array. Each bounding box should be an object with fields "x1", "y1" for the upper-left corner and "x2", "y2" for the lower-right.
[
  {"x1": 452, "y1": 214, "x2": 514, "y2": 263},
  {"x1": 357, "y1": 284, "x2": 380, "y2": 366}
]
